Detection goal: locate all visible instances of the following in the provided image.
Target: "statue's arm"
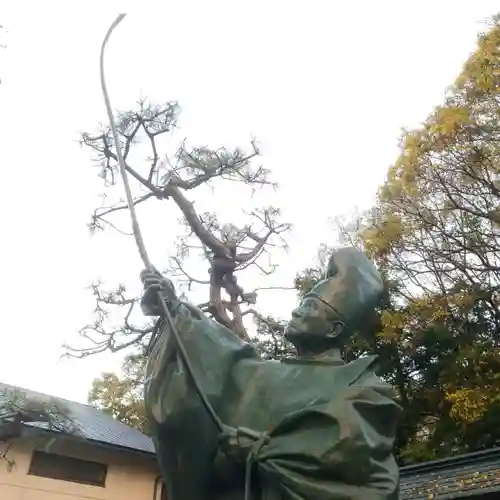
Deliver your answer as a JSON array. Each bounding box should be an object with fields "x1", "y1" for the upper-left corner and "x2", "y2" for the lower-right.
[
  {"x1": 350, "y1": 375, "x2": 401, "y2": 499},
  {"x1": 140, "y1": 267, "x2": 256, "y2": 372}
]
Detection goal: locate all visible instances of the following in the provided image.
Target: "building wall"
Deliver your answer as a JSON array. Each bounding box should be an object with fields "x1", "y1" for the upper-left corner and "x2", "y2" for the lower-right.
[{"x1": 0, "y1": 436, "x2": 161, "y2": 500}]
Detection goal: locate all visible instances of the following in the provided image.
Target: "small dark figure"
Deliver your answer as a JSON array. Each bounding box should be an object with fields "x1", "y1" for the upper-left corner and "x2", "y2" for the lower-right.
[{"x1": 210, "y1": 247, "x2": 245, "y2": 301}]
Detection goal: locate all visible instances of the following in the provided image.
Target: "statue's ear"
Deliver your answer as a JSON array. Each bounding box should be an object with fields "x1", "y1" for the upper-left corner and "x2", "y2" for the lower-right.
[{"x1": 325, "y1": 320, "x2": 344, "y2": 339}]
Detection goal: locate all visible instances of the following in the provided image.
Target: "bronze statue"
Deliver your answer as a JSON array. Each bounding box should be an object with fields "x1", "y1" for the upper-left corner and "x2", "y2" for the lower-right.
[{"x1": 141, "y1": 247, "x2": 401, "y2": 500}]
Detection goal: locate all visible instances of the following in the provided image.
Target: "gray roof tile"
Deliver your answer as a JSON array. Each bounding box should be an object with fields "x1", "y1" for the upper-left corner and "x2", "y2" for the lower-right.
[{"x1": 400, "y1": 448, "x2": 500, "y2": 499}]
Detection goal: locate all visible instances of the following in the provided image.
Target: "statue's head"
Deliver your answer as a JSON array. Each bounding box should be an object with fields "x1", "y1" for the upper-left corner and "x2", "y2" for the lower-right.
[{"x1": 284, "y1": 247, "x2": 383, "y2": 352}]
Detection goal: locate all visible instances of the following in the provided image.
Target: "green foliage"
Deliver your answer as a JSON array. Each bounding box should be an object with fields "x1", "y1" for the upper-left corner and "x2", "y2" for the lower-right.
[
  {"x1": 337, "y1": 14, "x2": 500, "y2": 464},
  {"x1": 294, "y1": 267, "x2": 324, "y2": 298},
  {"x1": 88, "y1": 352, "x2": 148, "y2": 434},
  {"x1": 252, "y1": 314, "x2": 295, "y2": 360}
]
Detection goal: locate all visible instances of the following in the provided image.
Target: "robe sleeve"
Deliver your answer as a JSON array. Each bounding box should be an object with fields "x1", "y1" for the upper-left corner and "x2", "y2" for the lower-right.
[
  {"x1": 143, "y1": 298, "x2": 257, "y2": 500},
  {"x1": 144, "y1": 299, "x2": 256, "y2": 422}
]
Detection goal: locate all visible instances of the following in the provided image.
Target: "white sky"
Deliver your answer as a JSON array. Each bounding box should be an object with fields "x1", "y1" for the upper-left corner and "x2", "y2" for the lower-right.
[{"x1": 0, "y1": 1, "x2": 498, "y2": 404}]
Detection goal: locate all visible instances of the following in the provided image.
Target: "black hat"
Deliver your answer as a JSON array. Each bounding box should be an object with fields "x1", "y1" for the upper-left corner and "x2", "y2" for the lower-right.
[{"x1": 305, "y1": 247, "x2": 383, "y2": 329}]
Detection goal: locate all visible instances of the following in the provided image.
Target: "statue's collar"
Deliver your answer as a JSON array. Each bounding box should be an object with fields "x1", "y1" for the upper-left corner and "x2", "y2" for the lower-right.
[
  {"x1": 282, "y1": 358, "x2": 345, "y2": 366},
  {"x1": 282, "y1": 349, "x2": 345, "y2": 366}
]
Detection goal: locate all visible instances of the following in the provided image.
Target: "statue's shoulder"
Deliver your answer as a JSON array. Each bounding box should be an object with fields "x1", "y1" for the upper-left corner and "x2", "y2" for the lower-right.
[
  {"x1": 337, "y1": 355, "x2": 383, "y2": 386},
  {"x1": 276, "y1": 355, "x2": 383, "y2": 391}
]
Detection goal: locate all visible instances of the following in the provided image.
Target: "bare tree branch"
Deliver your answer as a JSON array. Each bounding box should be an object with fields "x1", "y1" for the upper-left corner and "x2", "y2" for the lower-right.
[{"x1": 70, "y1": 101, "x2": 291, "y2": 355}]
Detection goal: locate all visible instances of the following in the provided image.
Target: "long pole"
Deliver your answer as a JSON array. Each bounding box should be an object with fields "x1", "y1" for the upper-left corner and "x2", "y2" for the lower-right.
[{"x1": 99, "y1": 13, "x2": 225, "y2": 433}]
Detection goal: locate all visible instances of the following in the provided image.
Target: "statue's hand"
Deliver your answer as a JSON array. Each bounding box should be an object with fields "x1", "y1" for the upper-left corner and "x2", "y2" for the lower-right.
[
  {"x1": 140, "y1": 267, "x2": 168, "y2": 291},
  {"x1": 217, "y1": 426, "x2": 269, "y2": 464},
  {"x1": 140, "y1": 268, "x2": 178, "y2": 317}
]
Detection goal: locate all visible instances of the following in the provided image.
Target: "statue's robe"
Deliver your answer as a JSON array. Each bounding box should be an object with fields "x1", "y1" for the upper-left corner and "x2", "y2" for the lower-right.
[{"x1": 144, "y1": 300, "x2": 401, "y2": 500}]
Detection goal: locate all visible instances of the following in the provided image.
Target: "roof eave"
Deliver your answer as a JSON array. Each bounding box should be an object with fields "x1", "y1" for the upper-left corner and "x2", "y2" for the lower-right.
[
  {"x1": 21, "y1": 425, "x2": 156, "y2": 459},
  {"x1": 400, "y1": 447, "x2": 500, "y2": 476}
]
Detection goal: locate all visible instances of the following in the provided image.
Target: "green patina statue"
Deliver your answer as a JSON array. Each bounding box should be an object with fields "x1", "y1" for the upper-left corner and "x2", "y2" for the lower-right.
[{"x1": 141, "y1": 247, "x2": 401, "y2": 500}]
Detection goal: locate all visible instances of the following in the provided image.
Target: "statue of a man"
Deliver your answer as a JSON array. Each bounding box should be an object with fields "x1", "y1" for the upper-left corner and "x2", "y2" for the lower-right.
[{"x1": 141, "y1": 247, "x2": 400, "y2": 500}]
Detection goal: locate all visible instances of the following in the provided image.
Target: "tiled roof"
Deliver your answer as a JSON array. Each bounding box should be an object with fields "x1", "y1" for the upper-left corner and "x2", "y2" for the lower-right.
[
  {"x1": 0, "y1": 382, "x2": 154, "y2": 455},
  {"x1": 400, "y1": 448, "x2": 500, "y2": 499}
]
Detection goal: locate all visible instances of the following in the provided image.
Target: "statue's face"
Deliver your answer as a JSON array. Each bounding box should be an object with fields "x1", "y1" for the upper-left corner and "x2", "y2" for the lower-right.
[{"x1": 285, "y1": 295, "x2": 335, "y2": 339}]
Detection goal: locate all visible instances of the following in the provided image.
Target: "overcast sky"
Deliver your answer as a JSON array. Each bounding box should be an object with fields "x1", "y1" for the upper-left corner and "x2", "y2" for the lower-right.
[{"x1": 0, "y1": 1, "x2": 498, "y2": 404}]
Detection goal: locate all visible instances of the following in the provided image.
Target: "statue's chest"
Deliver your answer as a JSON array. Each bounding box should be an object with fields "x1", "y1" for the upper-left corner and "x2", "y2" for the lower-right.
[{"x1": 227, "y1": 362, "x2": 344, "y2": 432}]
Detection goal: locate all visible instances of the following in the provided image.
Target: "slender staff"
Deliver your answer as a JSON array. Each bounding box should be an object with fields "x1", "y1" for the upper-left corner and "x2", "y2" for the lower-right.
[{"x1": 99, "y1": 13, "x2": 225, "y2": 433}]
